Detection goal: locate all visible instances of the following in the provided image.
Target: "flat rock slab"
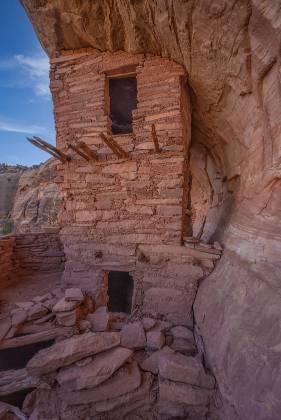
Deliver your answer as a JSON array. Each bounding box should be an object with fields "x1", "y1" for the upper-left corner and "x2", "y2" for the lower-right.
[
  {"x1": 27, "y1": 304, "x2": 48, "y2": 321},
  {"x1": 58, "y1": 361, "x2": 141, "y2": 405},
  {"x1": 96, "y1": 372, "x2": 153, "y2": 413},
  {"x1": 26, "y1": 332, "x2": 120, "y2": 376},
  {"x1": 65, "y1": 288, "x2": 84, "y2": 302},
  {"x1": 57, "y1": 346, "x2": 133, "y2": 390},
  {"x1": 52, "y1": 297, "x2": 79, "y2": 312},
  {"x1": 56, "y1": 309, "x2": 77, "y2": 327},
  {"x1": 170, "y1": 325, "x2": 194, "y2": 340},
  {"x1": 159, "y1": 353, "x2": 215, "y2": 389},
  {"x1": 159, "y1": 378, "x2": 211, "y2": 407}
]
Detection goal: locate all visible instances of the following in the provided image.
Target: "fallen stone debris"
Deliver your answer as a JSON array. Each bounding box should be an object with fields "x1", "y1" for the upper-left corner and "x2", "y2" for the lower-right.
[{"x1": 0, "y1": 287, "x2": 216, "y2": 419}]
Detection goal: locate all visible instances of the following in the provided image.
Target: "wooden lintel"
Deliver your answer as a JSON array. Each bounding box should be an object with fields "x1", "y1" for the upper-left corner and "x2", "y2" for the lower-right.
[
  {"x1": 67, "y1": 143, "x2": 90, "y2": 161},
  {"x1": 151, "y1": 124, "x2": 161, "y2": 153},
  {"x1": 27, "y1": 136, "x2": 71, "y2": 163},
  {"x1": 77, "y1": 142, "x2": 99, "y2": 161},
  {"x1": 100, "y1": 133, "x2": 129, "y2": 159}
]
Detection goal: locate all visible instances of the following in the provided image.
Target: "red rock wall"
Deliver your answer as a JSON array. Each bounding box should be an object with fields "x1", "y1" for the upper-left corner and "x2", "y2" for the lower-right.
[
  {"x1": 0, "y1": 236, "x2": 15, "y2": 289},
  {"x1": 49, "y1": 50, "x2": 205, "y2": 322},
  {"x1": 0, "y1": 232, "x2": 64, "y2": 289}
]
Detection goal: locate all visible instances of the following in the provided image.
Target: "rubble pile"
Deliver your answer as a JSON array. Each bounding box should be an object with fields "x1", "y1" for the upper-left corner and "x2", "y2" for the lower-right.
[{"x1": 0, "y1": 288, "x2": 215, "y2": 420}]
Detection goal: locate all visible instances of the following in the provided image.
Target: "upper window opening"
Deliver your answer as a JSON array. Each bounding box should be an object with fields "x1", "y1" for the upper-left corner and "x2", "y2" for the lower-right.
[
  {"x1": 107, "y1": 271, "x2": 134, "y2": 314},
  {"x1": 109, "y1": 76, "x2": 137, "y2": 135}
]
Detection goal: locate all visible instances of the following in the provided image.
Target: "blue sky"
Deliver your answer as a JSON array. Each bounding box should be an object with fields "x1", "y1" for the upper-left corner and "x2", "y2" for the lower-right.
[{"x1": 0, "y1": 1, "x2": 55, "y2": 166}]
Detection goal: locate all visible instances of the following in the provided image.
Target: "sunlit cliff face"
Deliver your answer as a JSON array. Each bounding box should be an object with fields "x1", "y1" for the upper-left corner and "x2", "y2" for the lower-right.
[{"x1": 21, "y1": 1, "x2": 281, "y2": 419}]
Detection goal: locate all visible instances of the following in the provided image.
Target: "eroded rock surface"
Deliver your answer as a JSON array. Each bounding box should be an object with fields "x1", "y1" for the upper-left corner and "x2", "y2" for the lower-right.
[{"x1": 12, "y1": 159, "x2": 62, "y2": 233}]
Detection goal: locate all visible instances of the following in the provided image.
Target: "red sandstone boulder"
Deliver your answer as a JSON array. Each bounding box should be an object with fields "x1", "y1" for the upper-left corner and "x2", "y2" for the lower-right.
[
  {"x1": 159, "y1": 353, "x2": 215, "y2": 389},
  {"x1": 57, "y1": 346, "x2": 133, "y2": 390},
  {"x1": 26, "y1": 332, "x2": 120, "y2": 375},
  {"x1": 58, "y1": 361, "x2": 141, "y2": 405},
  {"x1": 140, "y1": 346, "x2": 174, "y2": 374},
  {"x1": 95, "y1": 372, "x2": 154, "y2": 413},
  {"x1": 146, "y1": 330, "x2": 165, "y2": 350},
  {"x1": 159, "y1": 378, "x2": 211, "y2": 407}
]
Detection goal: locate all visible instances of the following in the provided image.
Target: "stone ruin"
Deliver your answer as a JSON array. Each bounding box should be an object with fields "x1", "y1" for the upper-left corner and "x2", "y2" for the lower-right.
[{"x1": 0, "y1": 49, "x2": 222, "y2": 419}]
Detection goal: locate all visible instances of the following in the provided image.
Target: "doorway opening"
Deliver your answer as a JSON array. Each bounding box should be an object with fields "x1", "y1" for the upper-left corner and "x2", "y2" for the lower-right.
[
  {"x1": 108, "y1": 76, "x2": 137, "y2": 135},
  {"x1": 107, "y1": 271, "x2": 133, "y2": 313}
]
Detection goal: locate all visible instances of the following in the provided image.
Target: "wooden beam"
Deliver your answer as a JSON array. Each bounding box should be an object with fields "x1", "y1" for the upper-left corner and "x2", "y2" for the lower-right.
[
  {"x1": 27, "y1": 136, "x2": 71, "y2": 163},
  {"x1": 77, "y1": 142, "x2": 99, "y2": 161},
  {"x1": 27, "y1": 137, "x2": 64, "y2": 162},
  {"x1": 67, "y1": 143, "x2": 90, "y2": 161},
  {"x1": 151, "y1": 124, "x2": 161, "y2": 153},
  {"x1": 100, "y1": 133, "x2": 129, "y2": 159}
]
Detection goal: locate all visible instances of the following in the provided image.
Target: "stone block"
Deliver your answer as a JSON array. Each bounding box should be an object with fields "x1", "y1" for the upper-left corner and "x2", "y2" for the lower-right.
[
  {"x1": 87, "y1": 307, "x2": 109, "y2": 332},
  {"x1": 52, "y1": 297, "x2": 79, "y2": 313},
  {"x1": 58, "y1": 361, "x2": 141, "y2": 405},
  {"x1": 159, "y1": 378, "x2": 211, "y2": 407},
  {"x1": 11, "y1": 310, "x2": 27, "y2": 327},
  {"x1": 159, "y1": 353, "x2": 215, "y2": 389},
  {"x1": 56, "y1": 309, "x2": 77, "y2": 327},
  {"x1": 171, "y1": 338, "x2": 196, "y2": 355},
  {"x1": 170, "y1": 325, "x2": 194, "y2": 340},
  {"x1": 146, "y1": 330, "x2": 165, "y2": 350},
  {"x1": 121, "y1": 321, "x2": 146, "y2": 349},
  {"x1": 28, "y1": 304, "x2": 49, "y2": 321},
  {"x1": 95, "y1": 372, "x2": 153, "y2": 413},
  {"x1": 65, "y1": 288, "x2": 84, "y2": 302},
  {"x1": 143, "y1": 287, "x2": 192, "y2": 326},
  {"x1": 27, "y1": 332, "x2": 120, "y2": 376},
  {"x1": 140, "y1": 346, "x2": 174, "y2": 374},
  {"x1": 57, "y1": 346, "x2": 133, "y2": 390},
  {"x1": 142, "y1": 317, "x2": 157, "y2": 331}
]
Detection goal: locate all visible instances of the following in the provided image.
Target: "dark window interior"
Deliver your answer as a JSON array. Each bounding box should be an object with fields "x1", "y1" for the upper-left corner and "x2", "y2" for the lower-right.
[
  {"x1": 0, "y1": 340, "x2": 55, "y2": 371},
  {"x1": 109, "y1": 76, "x2": 137, "y2": 135},
  {"x1": 107, "y1": 271, "x2": 134, "y2": 313}
]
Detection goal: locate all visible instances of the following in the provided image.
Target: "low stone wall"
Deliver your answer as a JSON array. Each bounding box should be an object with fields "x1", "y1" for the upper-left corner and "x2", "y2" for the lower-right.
[
  {"x1": 0, "y1": 236, "x2": 15, "y2": 289},
  {"x1": 0, "y1": 232, "x2": 65, "y2": 289}
]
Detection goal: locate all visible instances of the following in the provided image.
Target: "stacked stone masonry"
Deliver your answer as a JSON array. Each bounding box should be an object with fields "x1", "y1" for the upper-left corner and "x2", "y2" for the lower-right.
[
  {"x1": 49, "y1": 50, "x2": 210, "y2": 323},
  {"x1": 0, "y1": 232, "x2": 64, "y2": 289},
  {"x1": 0, "y1": 236, "x2": 15, "y2": 289}
]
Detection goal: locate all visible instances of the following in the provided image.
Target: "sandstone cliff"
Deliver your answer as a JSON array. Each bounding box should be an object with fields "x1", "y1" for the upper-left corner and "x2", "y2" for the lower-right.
[
  {"x1": 19, "y1": 1, "x2": 281, "y2": 419},
  {"x1": 0, "y1": 166, "x2": 23, "y2": 232},
  {"x1": 11, "y1": 159, "x2": 62, "y2": 233}
]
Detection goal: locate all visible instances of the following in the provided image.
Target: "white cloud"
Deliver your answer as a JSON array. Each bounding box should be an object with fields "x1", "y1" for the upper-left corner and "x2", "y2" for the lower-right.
[
  {"x1": 14, "y1": 54, "x2": 50, "y2": 99},
  {"x1": 0, "y1": 120, "x2": 47, "y2": 135}
]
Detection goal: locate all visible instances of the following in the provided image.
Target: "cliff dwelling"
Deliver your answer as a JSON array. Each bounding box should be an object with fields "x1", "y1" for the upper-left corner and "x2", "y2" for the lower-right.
[
  {"x1": 1, "y1": 1, "x2": 280, "y2": 420},
  {"x1": 0, "y1": 48, "x2": 222, "y2": 419}
]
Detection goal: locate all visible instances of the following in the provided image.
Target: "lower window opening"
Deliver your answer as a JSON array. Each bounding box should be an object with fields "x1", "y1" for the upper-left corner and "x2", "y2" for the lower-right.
[{"x1": 107, "y1": 271, "x2": 133, "y2": 314}]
